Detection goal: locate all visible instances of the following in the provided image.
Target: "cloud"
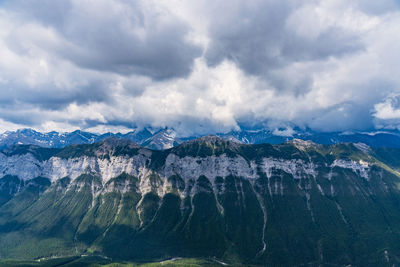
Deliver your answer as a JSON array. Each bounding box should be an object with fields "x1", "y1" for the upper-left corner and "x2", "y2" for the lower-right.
[
  {"x1": 373, "y1": 94, "x2": 400, "y2": 130},
  {"x1": 374, "y1": 95, "x2": 400, "y2": 120},
  {"x1": 203, "y1": 0, "x2": 364, "y2": 93},
  {"x1": 6, "y1": 0, "x2": 202, "y2": 80},
  {"x1": 0, "y1": 0, "x2": 399, "y2": 135}
]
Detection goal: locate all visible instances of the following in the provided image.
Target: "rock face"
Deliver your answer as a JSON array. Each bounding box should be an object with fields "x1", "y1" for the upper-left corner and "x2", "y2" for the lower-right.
[{"x1": 1, "y1": 137, "x2": 400, "y2": 266}]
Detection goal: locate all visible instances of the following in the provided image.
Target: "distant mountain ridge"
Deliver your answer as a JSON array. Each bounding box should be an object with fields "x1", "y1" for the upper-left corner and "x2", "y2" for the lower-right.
[
  {"x1": 2, "y1": 128, "x2": 400, "y2": 150},
  {"x1": 0, "y1": 128, "x2": 153, "y2": 149}
]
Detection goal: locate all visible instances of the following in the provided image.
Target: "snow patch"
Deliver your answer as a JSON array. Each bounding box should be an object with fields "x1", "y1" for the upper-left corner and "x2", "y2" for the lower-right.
[{"x1": 353, "y1": 143, "x2": 370, "y2": 153}]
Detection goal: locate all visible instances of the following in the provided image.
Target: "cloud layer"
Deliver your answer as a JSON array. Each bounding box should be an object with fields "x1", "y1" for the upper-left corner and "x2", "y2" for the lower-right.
[{"x1": 0, "y1": 0, "x2": 399, "y2": 135}]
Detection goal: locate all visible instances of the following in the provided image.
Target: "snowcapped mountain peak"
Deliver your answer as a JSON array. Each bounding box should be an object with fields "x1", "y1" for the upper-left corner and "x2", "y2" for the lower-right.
[{"x1": 140, "y1": 128, "x2": 180, "y2": 150}]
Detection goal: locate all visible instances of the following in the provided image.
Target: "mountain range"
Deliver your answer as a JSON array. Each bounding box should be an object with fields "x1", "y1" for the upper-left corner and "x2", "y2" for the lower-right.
[
  {"x1": 2, "y1": 128, "x2": 400, "y2": 150},
  {"x1": 1, "y1": 137, "x2": 400, "y2": 265}
]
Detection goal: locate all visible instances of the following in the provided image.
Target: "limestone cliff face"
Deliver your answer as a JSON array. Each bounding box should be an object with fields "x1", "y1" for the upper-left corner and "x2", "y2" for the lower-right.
[
  {"x1": 0, "y1": 138, "x2": 373, "y2": 197},
  {"x1": 0, "y1": 137, "x2": 376, "y2": 198}
]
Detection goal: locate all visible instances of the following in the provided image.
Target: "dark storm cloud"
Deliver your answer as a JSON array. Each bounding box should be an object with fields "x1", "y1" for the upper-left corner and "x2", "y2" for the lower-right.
[
  {"x1": 307, "y1": 102, "x2": 375, "y2": 132},
  {"x1": 204, "y1": 1, "x2": 363, "y2": 92},
  {"x1": 0, "y1": 107, "x2": 46, "y2": 126},
  {"x1": 356, "y1": 0, "x2": 400, "y2": 14},
  {"x1": 0, "y1": 78, "x2": 111, "y2": 110},
  {"x1": 7, "y1": 0, "x2": 202, "y2": 80},
  {"x1": 281, "y1": 28, "x2": 362, "y2": 62},
  {"x1": 205, "y1": 1, "x2": 295, "y2": 72}
]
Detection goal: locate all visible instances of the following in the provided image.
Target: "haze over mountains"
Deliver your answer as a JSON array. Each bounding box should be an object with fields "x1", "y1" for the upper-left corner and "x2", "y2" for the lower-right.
[{"x1": 2, "y1": 128, "x2": 400, "y2": 151}]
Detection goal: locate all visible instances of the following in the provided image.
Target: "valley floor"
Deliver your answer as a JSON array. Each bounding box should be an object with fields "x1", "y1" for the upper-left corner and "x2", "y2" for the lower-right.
[{"x1": 0, "y1": 256, "x2": 256, "y2": 267}]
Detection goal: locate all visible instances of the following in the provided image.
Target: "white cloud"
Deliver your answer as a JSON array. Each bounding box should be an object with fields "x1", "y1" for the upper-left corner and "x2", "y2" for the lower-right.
[
  {"x1": 272, "y1": 127, "x2": 296, "y2": 137},
  {"x1": 374, "y1": 94, "x2": 400, "y2": 120}
]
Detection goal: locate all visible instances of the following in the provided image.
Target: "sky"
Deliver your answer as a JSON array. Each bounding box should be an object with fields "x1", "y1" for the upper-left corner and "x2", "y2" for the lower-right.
[{"x1": 0, "y1": 0, "x2": 400, "y2": 135}]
